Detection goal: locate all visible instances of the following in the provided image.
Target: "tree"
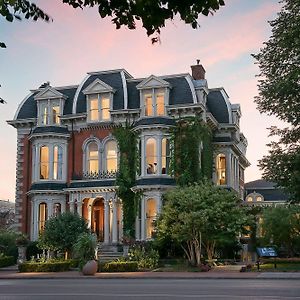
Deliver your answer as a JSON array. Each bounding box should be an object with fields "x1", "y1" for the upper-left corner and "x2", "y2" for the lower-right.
[
  {"x1": 1, "y1": 0, "x2": 225, "y2": 47},
  {"x1": 261, "y1": 205, "x2": 300, "y2": 256},
  {"x1": 252, "y1": 0, "x2": 300, "y2": 202},
  {"x1": 38, "y1": 212, "x2": 89, "y2": 259},
  {"x1": 156, "y1": 181, "x2": 248, "y2": 266}
]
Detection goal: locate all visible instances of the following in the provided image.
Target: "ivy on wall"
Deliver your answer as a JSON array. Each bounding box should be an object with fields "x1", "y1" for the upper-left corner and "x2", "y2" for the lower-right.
[
  {"x1": 113, "y1": 122, "x2": 138, "y2": 238},
  {"x1": 170, "y1": 117, "x2": 213, "y2": 186}
]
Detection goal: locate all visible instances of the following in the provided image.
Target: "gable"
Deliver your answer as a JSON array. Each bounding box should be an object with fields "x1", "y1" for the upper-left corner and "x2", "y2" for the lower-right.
[
  {"x1": 82, "y1": 78, "x2": 115, "y2": 95},
  {"x1": 34, "y1": 87, "x2": 65, "y2": 100},
  {"x1": 136, "y1": 75, "x2": 171, "y2": 90}
]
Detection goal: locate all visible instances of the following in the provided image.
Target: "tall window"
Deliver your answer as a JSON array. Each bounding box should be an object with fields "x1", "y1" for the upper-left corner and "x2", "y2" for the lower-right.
[
  {"x1": 143, "y1": 89, "x2": 165, "y2": 116},
  {"x1": 52, "y1": 105, "x2": 60, "y2": 124},
  {"x1": 88, "y1": 94, "x2": 111, "y2": 122},
  {"x1": 39, "y1": 101, "x2": 60, "y2": 125},
  {"x1": 53, "y1": 145, "x2": 63, "y2": 180},
  {"x1": 40, "y1": 146, "x2": 49, "y2": 179},
  {"x1": 146, "y1": 198, "x2": 157, "y2": 239},
  {"x1": 146, "y1": 138, "x2": 157, "y2": 174},
  {"x1": 216, "y1": 154, "x2": 226, "y2": 185},
  {"x1": 88, "y1": 142, "x2": 99, "y2": 173},
  {"x1": 39, "y1": 203, "x2": 47, "y2": 233},
  {"x1": 161, "y1": 138, "x2": 170, "y2": 174},
  {"x1": 105, "y1": 140, "x2": 118, "y2": 172},
  {"x1": 41, "y1": 103, "x2": 48, "y2": 125}
]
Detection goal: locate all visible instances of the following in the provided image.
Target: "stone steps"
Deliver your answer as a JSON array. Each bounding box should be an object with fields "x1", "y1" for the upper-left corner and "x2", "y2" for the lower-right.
[{"x1": 97, "y1": 243, "x2": 123, "y2": 262}]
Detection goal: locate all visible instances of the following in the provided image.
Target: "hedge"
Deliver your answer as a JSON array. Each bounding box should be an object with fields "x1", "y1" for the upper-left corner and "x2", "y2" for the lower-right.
[
  {"x1": 0, "y1": 256, "x2": 15, "y2": 268},
  {"x1": 99, "y1": 261, "x2": 138, "y2": 272},
  {"x1": 18, "y1": 261, "x2": 71, "y2": 272}
]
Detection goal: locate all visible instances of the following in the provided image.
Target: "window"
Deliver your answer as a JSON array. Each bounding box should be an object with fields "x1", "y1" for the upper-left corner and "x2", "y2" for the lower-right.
[
  {"x1": 105, "y1": 140, "x2": 118, "y2": 172},
  {"x1": 256, "y1": 196, "x2": 263, "y2": 202},
  {"x1": 40, "y1": 146, "x2": 49, "y2": 179},
  {"x1": 216, "y1": 154, "x2": 226, "y2": 185},
  {"x1": 88, "y1": 142, "x2": 99, "y2": 173},
  {"x1": 39, "y1": 100, "x2": 61, "y2": 125},
  {"x1": 146, "y1": 138, "x2": 157, "y2": 174},
  {"x1": 247, "y1": 196, "x2": 253, "y2": 202},
  {"x1": 161, "y1": 138, "x2": 170, "y2": 174},
  {"x1": 39, "y1": 203, "x2": 47, "y2": 233},
  {"x1": 143, "y1": 89, "x2": 165, "y2": 116},
  {"x1": 88, "y1": 94, "x2": 111, "y2": 122},
  {"x1": 53, "y1": 145, "x2": 63, "y2": 180},
  {"x1": 146, "y1": 198, "x2": 157, "y2": 239}
]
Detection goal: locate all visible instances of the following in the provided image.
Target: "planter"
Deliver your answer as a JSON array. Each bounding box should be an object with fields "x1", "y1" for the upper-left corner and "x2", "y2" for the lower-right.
[
  {"x1": 123, "y1": 245, "x2": 129, "y2": 257},
  {"x1": 82, "y1": 260, "x2": 97, "y2": 275},
  {"x1": 17, "y1": 246, "x2": 27, "y2": 264}
]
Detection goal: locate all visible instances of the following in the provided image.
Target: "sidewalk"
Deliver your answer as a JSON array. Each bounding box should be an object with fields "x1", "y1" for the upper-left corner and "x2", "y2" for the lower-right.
[{"x1": 1, "y1": 266, "x2": 300, "y2": 280}]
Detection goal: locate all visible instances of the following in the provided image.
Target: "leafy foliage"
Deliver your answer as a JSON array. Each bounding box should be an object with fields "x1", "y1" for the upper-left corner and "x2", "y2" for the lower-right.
[
  {"x1": 261, "y1": 205, "x2": 300, "y2": 256},
  {"x1": 156, "y1": 181, "x2": 248, "y2": 266},
  {"x1": 38, "y1": 212, "x2": 89, "y2": 258},
  {"x1": 170, "y1": 117, "x2": 213, "y2": 186},
  {"x1": 113, "y1": 122, "x2": 138, "y2": 238},
  {"x1": 0, "y1": 230, "x2": 18, "y2": 260},
  {"x1": 252, "y1": 0, "x2": 300, "y2": 202}
]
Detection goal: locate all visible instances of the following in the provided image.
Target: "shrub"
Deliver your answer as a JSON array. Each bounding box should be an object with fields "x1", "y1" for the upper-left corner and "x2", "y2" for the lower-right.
[
  {"x1": 0, "y1": 230, "x2": 18, "y2": 260},
  {"x1": 99, "y1": 261, "x2": 138, "y2": 272},
  {"x1": 0, "y1": 255, "x2": 15, "y2": 268},
  {"x1": 18, "y1": 261, "x2": 71, "y2": 272},
  {"x1": 26, "y1": 241, "x2": 43, "y2": 260}
]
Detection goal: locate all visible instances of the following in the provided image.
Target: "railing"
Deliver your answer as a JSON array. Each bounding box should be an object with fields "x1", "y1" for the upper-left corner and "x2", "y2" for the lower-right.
[{"x1": 72, "y1": 170, "x2": 118, "y2": 180}]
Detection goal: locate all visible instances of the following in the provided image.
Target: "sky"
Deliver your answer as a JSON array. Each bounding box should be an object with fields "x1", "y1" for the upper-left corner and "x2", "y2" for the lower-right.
[{"x1": 0, "y1": 0, "x2": 284, "y2": 201}]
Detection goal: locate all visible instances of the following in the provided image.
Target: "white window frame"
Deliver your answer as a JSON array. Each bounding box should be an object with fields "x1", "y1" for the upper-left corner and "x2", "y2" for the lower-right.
[
  {"x1": 87, "y1": 93, "x2": 112, "y2": 123},
  {"x1": 37, "y1": 98, "x2": 63, "y2": 126},
  {"x1": 141, "y1": 88, "x2": 167, "y2": 117}
]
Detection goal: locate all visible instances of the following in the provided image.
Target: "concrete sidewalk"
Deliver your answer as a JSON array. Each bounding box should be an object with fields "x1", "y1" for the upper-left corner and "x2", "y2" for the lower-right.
[{"x1": 0, "y1": 266, "x2": 300, "y2": 280}]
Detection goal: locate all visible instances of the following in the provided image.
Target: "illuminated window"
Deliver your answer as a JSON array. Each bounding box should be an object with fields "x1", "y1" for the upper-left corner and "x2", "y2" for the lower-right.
[
  {"x1": 256, "y1": 196, "x2": 263, "y2": 202},
  {"x1": 216, "y1": 154, "x2": 226, "y2": 185},
  {"x1": 40, "y1": 146, "x2": 49, "y2": 179},
  {"x1": 88, "y1": 142, "x2": 99, "y2": 173},
  {"x1": 156, "y1": 93, "x2": 165, "y2": 116},
  {"x1": 146, "y1": 198, "x2": 157, "y2": 239},
  {"x1": 161, "y1": 138, "x2": 170, "y2": 174},
  {"x1": 41, "y1": 103, "x2": 48, "y2": 125},
  {"x1": 39, "y1": 202, "x2": 47, "y2": 233},
  {"x1": 247, "y1": 196, "x2": 253, "y2": 202},
  {"x1": 53, "y1": 145, "x2": 63, "y2": 180},
  {"x1": 144, "y1": 94, "x2": 153, "y2": 116},
  {"x1": 88, "y1": 94, "x2": 111, "y2": 121},
  {"x1": 143, "y1": 89, "x2": 165, "y2": 116},
  {"x1": 146, "y1": 138, "x2": 157, "y2": 174},
  {"x1": 105, "y1": 140, "x2": 118, "y2": 172},
  {"x1": 52, "y1": 105, "x2": 60, "y2": 124},
  {"x1": 39, "y1": 101, "x2": 60, "y2": 125}
]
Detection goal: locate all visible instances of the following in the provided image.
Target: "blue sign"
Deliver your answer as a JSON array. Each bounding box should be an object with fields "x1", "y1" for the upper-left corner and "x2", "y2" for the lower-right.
[{"x1": 257, "y1": 247, "x2": 278, "y2": 257}]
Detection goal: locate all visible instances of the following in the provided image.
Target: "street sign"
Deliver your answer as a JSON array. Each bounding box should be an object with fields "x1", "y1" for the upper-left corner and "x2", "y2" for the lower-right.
[{"x1": 257, "y1": 247, "x2": 278, "y2": 257}]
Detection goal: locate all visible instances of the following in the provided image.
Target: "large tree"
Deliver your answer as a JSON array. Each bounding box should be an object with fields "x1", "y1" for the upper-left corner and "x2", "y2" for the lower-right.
[
  {"x1": 252, "y1": 0, "x2": 300, "y2": 202},
  {"x1": 156, "y1": 181, "x2": 248, "y2": 266},
  {"x1": 1, "y1": 0, "x2": 225, "y2": 47}
]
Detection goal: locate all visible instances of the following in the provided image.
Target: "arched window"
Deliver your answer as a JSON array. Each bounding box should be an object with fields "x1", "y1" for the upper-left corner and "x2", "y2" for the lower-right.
[
  {"x1": 40, "y1": 146, "x2": 49, "y2": 179},
  {"x1": 216, "y1": 154, "x2": 226, "y2": 185},
  {"x1": 105, "y1": 140, "x2": 118, "y2": 172},
  {"x1": 146, "y1": 198, "x2": 157, "y2": 239},
  {"x1": 161, "y1": 138, "x2": 170, "y2": 174},
  {"x1": 146, "y1": 138, "x2": 157, "y2": 174},
  {"x1": 39, "y1": 202, "x2": 47, "y2": 233},
  {"x1": 53, "y1": 203, "x2": 61, "y2": 217},
  {"x1": 53, "y1": 145, "x2": 63, "y2": 180},
  {"x1": 88, "y1": 142, "x2": 99, "y2": 173}
]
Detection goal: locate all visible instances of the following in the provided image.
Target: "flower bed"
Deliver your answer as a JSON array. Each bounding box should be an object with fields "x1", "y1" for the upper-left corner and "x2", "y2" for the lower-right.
[{"x1": 18, "y1": 261, "x2": 71, "y2": 272}]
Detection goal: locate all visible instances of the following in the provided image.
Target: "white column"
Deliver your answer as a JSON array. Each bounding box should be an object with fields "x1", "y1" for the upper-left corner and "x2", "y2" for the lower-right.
[
  {"x1": 135, "y1": 215, "x2": 140, "y2": 240},
  {"x1": 157, "y1": 135, "x2": 162, "y2": 175},
  {"x1": 87, "y1": 202, "x2": 92, "y2": 228},
  {"x1": 69, "y1": 194, "x2": 75, "y2": 213},
  {"x1": 61, "y1": 200, "x2": 66, "y2": 214},
  {"x1": 77, "y1": 194, "x2": 82, "y2": 217},
  {"x1": 47, "y1": 200, "x2": 53, "y2": 218},
  {"x1": 141, "y1": 197, "x2": 146, "y2": 240},
  {"x1": 104, "y1": 199, "x2": 110, "y2": 244},
  {"x1": 33, "y1": 201, "x2": 39, "y2": 240},
  {"x1": 225, "y1": 151, "x2": 231, "y2": 187},
  {"x1": 119, "y1": 202, "x2": 123, "y2": 242},
  {"x1": 141, "y1": 135, "x2": 145, "y2": 176},
  {"x1": 112, "y1": 199, "x2": 118, "y2": 244}
]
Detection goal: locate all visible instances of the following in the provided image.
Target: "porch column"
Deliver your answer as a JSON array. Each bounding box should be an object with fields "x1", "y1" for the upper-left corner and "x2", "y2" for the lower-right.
[
  {"x1": 32, "y1": 201, "x2": 39, "y2": 241},
  {"x1": 112, "y1": 199, "x2": 118, "y2": 244},
  {"x1": 119, "y1": 202, "x2": 123, "y2": 242},
  {"x1": 87, "y1": 202, "x2": 92, "y2": 228},
  {"x1": 77, "y1": 196, "x2": 82, "y2": 217},
  {"x1": 47, "y1": 200, "x2": 53, "y2": 218},
  {"x1": 141, "y1": 197, "x2": 146, "y2": 240},
  {"x1": 135, "y1": 215, "x2": 140, "y2": 240},
  {"x1": 104, "y1": 199, "x2": 110, "y2": 244},
  {"x1": 69, "y1": 194, "x2": 75, "y2": 213}
]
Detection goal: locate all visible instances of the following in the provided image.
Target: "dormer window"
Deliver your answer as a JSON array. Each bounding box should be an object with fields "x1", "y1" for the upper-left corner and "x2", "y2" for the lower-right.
[
  {"x1": 83, "y1": 78, "x2": 115, "y2": 123},
  {"x1": 137, "y1": 75, "x2": 171, "y2": 117}
]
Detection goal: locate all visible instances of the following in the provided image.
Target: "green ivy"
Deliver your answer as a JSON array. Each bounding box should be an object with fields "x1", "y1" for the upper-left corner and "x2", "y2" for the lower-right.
[
  {"x1": 170, "y1": 117, "x2": 213, "y2": 186},
  {"x1": 113, "y1": 122, "x2": 138, "y2": 238}
]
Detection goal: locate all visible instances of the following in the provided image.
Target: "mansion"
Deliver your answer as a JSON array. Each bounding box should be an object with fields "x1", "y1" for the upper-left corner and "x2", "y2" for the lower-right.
[{"x1": 8, "y1": 63, "x2": 249, "y2": 243}]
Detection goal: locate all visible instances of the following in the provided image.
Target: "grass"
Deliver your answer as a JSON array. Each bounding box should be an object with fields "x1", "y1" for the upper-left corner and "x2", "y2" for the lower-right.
[{"x1": 257, "y1": 262, "x2": 300, "y2": 272}]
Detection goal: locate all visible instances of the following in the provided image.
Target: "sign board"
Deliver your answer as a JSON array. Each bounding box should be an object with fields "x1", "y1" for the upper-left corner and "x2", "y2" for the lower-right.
[{"x1": 257, "y1": 247, "x2": 278, "y2": 257}]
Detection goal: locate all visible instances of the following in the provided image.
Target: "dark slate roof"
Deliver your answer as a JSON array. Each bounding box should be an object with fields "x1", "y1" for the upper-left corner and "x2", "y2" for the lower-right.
[
  {"x1": 32, "y1": 126, "x2": 69, "y2": 134},
  {"x1": 17, "y1": 92, "x2": 38, "y2": 119},
  {"x1": 165, "y1": 77, "x2": 193, "y2": 106},
  {"x1": 127, "y1": 81, "x2": 140, "y2": 109},
  {"x1": 245, "y1": 179, "x2": 277, "y2": 189},
  {"x1": 61, "y1": 87, "x2": 78, "y2": 115},
  {"x1": 213, "y1": 136, "x2": 232, "y2": 143},
  {"x1": 245, "y1": 188, "x2": 289, "y2": 202},
  {"x1": 134, "y1": 117, "x2": 175, "y2": 127},
  {"x1": 69, "y1": 180, "x2": 116, "y2": 188},
  {"x1": 76, "y1": 72, "x2": 124, "y2": 113},
  {"x1": 30, "y1": 183, "x2": 67, "y2": 191},
  {"x1": 135, "y1": 177, "x2": 176, "y2": 186},
  {"x1": 207, "y1": 90, "x2": 230, "y2": 123}
]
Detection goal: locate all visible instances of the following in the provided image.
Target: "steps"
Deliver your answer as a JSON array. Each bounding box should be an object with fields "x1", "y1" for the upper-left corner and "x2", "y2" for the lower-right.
[{"x1": 97, "y1": 243, "x2": 124, "y2": 262}]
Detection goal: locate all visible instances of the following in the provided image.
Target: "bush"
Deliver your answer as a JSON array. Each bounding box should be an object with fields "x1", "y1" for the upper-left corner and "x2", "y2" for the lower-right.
[
  {"x1": 18, "y1": 261, "x2": 71, "y2": 272},
  {"x1": 99, "y1": 261, "x2": 138, "y2": 272},
  {"x1": 0, "y1": 230, "x2": 18, "y2": 260},
  {"x1": 0, "y1": 256, "x2": 15, "y2": 268},
  {"x1": 26, "y1": 241, "x2": 43, "y2": 260}
]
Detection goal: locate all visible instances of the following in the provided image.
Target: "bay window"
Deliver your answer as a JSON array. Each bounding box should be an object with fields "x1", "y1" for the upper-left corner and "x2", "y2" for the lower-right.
[
  {"x1": 40, "y1": 146, "x2": 49, "y2": 180},
  {"x1": 146, "y1": 138, "x2": 157, "y2": 174}
]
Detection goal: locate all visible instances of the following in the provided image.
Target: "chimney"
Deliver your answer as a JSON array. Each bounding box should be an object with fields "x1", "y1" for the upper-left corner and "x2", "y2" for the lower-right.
[{"x1": 191, "y1": 59, "x2": 206, "y2": 80}]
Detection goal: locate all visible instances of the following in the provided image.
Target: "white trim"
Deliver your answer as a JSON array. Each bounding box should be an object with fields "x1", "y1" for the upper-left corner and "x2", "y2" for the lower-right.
[
  {"x1": 136, "y1": 75, "x2": 171, "y2": 90},
  {"x1": 34, "y1": 87, "x2": 66, "y2": 100},
  {"x1": 82, "y1": 78, "x2": 115, "y2": 95},
  {"x1": 14, "y1": 92, "x2": 33, "y2": 120},
  {"x1": 72, "y1": 74, "x2": 91, "y2": 114},
  {"x1": 87, "y1": 69, "x2": 133, "y2": 78},
  {"x1": 185, "y1": 75, "x2": 197, "y2": 104},
  {"x1": 120, "y1": 70, "x2": 128, "y2": 109}
]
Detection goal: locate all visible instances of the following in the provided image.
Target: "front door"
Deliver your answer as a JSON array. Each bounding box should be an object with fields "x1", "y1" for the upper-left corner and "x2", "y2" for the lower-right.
[{"x1": 91, "y1": 199, "x2": 104, "y2": 241}]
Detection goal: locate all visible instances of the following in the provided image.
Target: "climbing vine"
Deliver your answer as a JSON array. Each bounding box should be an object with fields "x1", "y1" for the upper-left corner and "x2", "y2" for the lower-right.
[
  {"x1": 170, "y1": 117, "x2": 213, "y2": 186},
  {"x1": 113, "y1": 122, "x2": 138, "y2": 238}
]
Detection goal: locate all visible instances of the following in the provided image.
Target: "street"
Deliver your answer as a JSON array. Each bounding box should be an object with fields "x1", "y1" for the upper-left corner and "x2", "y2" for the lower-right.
[{"x1": 0, "y1": 278, "x2": 299, "y2": 300}]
